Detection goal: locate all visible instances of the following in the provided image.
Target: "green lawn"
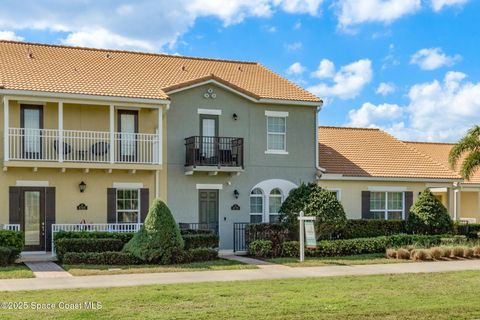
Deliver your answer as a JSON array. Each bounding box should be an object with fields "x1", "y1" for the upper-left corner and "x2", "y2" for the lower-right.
[
  {"x1": 268, "y1": 253, "x2": 412, "y2": 267},
  {"x1": 1, "y1": 271, "x2": 480, "y2": 319},
  {"x1": 63, "y1": 258, "x2": 256, "y2": 276},
  {"x1": 0, "y1": 264, "x2": 34, "y2": 279}
]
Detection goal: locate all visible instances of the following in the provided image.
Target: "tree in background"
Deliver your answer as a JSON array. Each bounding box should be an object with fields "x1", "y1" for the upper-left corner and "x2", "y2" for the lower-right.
[{"x1": 449, "y1": 125, "x2": 480, "y2": 180}]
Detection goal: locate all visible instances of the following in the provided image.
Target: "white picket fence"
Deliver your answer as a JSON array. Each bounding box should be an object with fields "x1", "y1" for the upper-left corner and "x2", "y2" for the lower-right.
[
  {"x1": 51, "y1": 223, "x2": 143, "y2": 256},
  {"x1": 1, "y1": 224, "x2": 20, "y2": 231}
]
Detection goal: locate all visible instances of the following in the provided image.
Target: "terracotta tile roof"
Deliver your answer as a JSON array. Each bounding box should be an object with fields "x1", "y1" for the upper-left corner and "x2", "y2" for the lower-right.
[
  {"x1": 405, "y1": 141, "x2": 480, "y2": 184},
  {"x1": 318, "y1": 126, "x2": 461, "y2": 180},
  {"x1": 0, "y1": 40, "x2": 321, "y2": 103}
]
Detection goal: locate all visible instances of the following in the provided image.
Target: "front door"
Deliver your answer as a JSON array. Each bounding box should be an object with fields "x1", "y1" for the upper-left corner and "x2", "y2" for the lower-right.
[
  {"x1": 199, "y1": 190, "x2": 219, "y2": 234},
  {"x1": 21, "y1": 188, "x2": 45, "y2": 251}
]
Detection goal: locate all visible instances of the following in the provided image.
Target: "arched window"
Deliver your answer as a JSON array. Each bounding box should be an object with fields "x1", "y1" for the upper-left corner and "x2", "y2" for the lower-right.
[
  {"x1": 250, "y1": 188, "x2": 264, "y2": 223},
  {"x1": 268, "y1": 188, "x2": 283, "y2": 223}
]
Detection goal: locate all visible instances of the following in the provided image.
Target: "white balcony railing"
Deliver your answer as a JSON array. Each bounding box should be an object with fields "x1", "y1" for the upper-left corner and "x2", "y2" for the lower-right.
[
  {"x1": 1, "y1": 224, "x2": 20, "y2": 231},
  {"x1": 8, "y1": 128, "x2": 159, "y2": 164}
]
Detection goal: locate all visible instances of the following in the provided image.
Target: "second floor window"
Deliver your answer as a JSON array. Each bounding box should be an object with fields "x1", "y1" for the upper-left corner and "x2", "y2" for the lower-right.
[{"x1": 267, "y1": 116, "x2": 286, "y2": 152}]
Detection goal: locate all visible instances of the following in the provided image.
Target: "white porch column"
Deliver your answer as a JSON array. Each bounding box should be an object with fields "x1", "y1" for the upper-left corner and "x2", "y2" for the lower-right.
[
  {"x1": 109, "y1": 104, "x2": 115, "y2": 164},
  {"x1": 456, "y1": 189, "x2": 462, "y2": 221},
  {"x1": 3, "y1": 96, "x2": 9, "y2": 161},
  {"x1": 58, "y1": 101, "x2": 64, "y2": 162},
  {"x1": 157, "y1": 107, "x2": 163, "y2": 165}
]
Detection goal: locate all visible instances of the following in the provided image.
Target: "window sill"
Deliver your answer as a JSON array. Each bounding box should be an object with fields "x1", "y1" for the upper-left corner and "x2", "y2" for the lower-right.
[{"x1": 265, "y1": 150, "x2": 289, "y2": 155}]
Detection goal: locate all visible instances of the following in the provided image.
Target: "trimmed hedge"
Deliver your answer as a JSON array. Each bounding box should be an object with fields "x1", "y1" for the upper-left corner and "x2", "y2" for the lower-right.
[
  {"x1": 185, "y1": 248, "x2": 218, "y2": 262},
  {"x1": 55, "y1": 238, "x2": 124, "y2": 261},
  {"x1": 182, "y1": 233, "x2": 219, "y2": 250},
  {"x1": 180, "y1": 229, "x2": 213, "y2": 235},
  {"x1": 455, "y1": 223, "x2": 480, "y2": 238},
  {"x1": 54, "y1": 231, "x2": 134, "y2": 245},
  {"x1": 63, "y1": 251, "x2": 141, "y2": 265},
  {"x1": 281, "y1": 241, "x2": 300, "y2": 257},
  {"x1": 248, "y1": 240, "x2": 273, "y2": 258},
  {"x1": 246, "y1": 224, "x2": 290, "y2": 257},
  {"x1": 338, "y1": 220, "x2": 407, "y2": 239},
  {"x1": 307, "y1": 234, "x2": 445, "y2": 257},
  {"x1": 0, "y1": 246, "x2": 21, "y2": 266},
  {"x1": 0, "y1": 230, "x2": 24, "y2": 252}
]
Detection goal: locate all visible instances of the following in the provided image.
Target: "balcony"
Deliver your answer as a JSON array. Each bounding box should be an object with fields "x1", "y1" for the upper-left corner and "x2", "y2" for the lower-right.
[
  {"x1": 7, "y1": 128, "x2": 159, "y2": 167},
  {"x1": 184, "y1": 136, "x2": 244, "y2": 175}
]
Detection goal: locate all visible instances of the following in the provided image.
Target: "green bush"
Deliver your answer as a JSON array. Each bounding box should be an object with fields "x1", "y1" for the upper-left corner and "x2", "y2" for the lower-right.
[
  {"x1": 407, "y1": 189, "x2": 453, "y2": 235},
  {"x1": 55, "y1": 238, "x2": 124, "y2": 261},
  {"x1": 245, "y1": 224, "x2": 290, "y2": 257},
  {"x1": 280, "y1": 183, "x2": 347, "y2": 240},
  {"x1": 338, "y1": 220, "x2": 407, "y2": 239},
  {"x1": 248, "y1": 240, "x2": 273, "y2": 258},
  {"x1": 63, "y1": 251, "x2": 141, "y2": 265},
  {"x1": 455, "y1": 223, "x2": 480, "y2": 238},
  {"x1": 180, "y1": 229, "x2": 213, "y2": 235},
  {"x1": 182, "y1": 234, "x2": 219, "y2": 250},
  {"x1": 281, "y1": 241, "x2": 300, "y2": 257},
  {"x1": 0, "y1": 230, "x2": 24, "y2": 252},
  {"x1": 54, "y1": 231, "x2": 134, "y2": 245},
  {"x1": 0, "y1": 246, "x2": 20, "y2": 266},
  {"x1": 185, "y1": 248, "x2": 218, "y2": 262},
  {"x1": 305, "y1": 234, "x2": 444, "y2": 257},
  {"x1": 123, "y1": 199, "x2": 184, "y2": 264}
]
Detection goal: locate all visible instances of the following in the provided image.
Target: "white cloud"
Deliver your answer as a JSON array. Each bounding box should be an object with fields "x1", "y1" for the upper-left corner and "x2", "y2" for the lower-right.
[
  {"x1": 410, "y1": 47, "x2": 461, "y2": 70},
  {"x1": 311, "y1": 59, "x2": 335, "y2": 79},
  {"x1": 285, "y1": 41, "x2": 303, "y2": 51},
  {"x1": 376, "y1": 82, "x2": 396, "y2": 96},
  {"x1": 346, "y1": 71, "x2": 480, "y2": 142},
  {"x1": 0, "y1": 30, "x2": 23, "y2": 41},
  {"x1": 0, "y1": 0, "x2": 321, "y2": 51},
  {"x1": 286, "y1": 62, "x2": 306, "y2": 75},
  {"x1": 431, "y1": 0, "x2": 469, "y2": 12},
  {"x1": 336, "y1": 0, "x2": 421, "y2": 29},
  {"x1": 347, "y1": 102, "x2": 403, "y2": 127},
  {"x1": 308, "y1": 59, "x2": 373, "y2": 100}
]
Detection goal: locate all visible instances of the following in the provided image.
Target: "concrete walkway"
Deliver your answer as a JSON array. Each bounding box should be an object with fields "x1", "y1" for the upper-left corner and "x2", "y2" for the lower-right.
[
  {"x1": 1, "y1": 259, "x2": 480, "y2": 292},
  {"x1": 24, "y1": 262, "x2": 72, "y2": 278}
]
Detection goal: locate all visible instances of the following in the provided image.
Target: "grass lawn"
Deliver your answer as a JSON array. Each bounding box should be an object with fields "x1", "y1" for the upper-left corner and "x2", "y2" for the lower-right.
[
  {"x1": 268, "y1": 253, "x2": 413, "y2": 267},
  {"x1": 0, "y1": 264, "x2": 34, "y2": 279},
  {"x1": 1, "y1": 271, "x2": 480, "y2": 319},
  {"x1": 63, "y1": 258, "x2": 256, "y2": 276}
]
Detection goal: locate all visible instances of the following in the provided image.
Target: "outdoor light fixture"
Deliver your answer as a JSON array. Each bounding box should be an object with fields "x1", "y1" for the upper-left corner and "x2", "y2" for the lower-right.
[
  {"x1": 233, "y1": 113, "x2": 238, "y2": 121},
  {"x1": 234, "y1": 189, "x2": 239, "y2": 199},
  {"x1": 79, "y1": 181, "x2": 87, "y2": 193}
]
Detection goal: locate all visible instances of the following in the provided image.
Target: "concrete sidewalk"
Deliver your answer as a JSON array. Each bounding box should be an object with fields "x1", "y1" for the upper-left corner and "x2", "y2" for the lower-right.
[{"x1": 1, "y1": 260, "x2": 480, "y2": 292}]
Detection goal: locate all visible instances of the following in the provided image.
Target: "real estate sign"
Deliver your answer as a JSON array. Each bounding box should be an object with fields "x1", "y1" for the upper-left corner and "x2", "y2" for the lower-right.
[{"x1": 304, "y1": 220, "x2": 317, "y2": 249}]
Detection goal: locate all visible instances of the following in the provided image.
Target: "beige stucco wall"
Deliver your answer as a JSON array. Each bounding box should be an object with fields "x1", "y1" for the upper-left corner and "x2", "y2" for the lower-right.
[
  {"x1": 459, "y1": 191, "x2": 480, "y2": 221},
  {"x1": 318, "y1": 179, "x2": 454, "y2": 219}
]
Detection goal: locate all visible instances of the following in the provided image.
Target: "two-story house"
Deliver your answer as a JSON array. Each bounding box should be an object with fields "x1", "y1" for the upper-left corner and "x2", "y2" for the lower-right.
[{"x1": 0, "y1": 41, "x2": 321, "y2": 251}]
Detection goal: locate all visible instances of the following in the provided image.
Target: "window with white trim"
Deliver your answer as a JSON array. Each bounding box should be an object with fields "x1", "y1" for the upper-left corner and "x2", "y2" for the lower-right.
[
  {"x1": 116, "y1": 189, "x2": 140, "y2": 223},
  {"x1": 268, "y1": 188, "x2": 283, "y2": 223},
  {"x1": 370, "y1": 191, "x2": 404, "y2": 220},
  {"x1": 328, "y1": 189, "x2": 341, "y2": 201},
  {"x1": 267, "y1": 116, "x2": 286, "y2": 152},
  {"x1": 250, "y1": 188, "x2": 264, "y2": 223}
]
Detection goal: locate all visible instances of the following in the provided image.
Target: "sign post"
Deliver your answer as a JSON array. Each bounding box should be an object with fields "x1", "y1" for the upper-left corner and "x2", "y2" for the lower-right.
[{"x1": 297, "y1": 211, "x2": 316, "y2": 262}]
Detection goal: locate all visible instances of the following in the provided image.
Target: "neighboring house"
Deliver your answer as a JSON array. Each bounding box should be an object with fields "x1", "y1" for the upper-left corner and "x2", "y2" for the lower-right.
[
  {"x1": 405, "y1": 141, "x2": 480, "y2": 222},
  {"x1": 317, "y1": 126, "x2": 463, "y2": 220},
  {"x1": 0, "y1": 41, "x2": 321, "y2": 251}
]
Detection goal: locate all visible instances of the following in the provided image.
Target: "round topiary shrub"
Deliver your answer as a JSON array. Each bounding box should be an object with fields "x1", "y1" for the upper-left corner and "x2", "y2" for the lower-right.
[
  {"x1": 464, "y1": 247, "x2": 474, "y2": 258},
  {"x1": 248, "y1": 240, "x2": 273, "y2": 258},
  {"x1": 386, "y1": 248, "x2": 397, "y2": 259},
  {"x1": 396, "y1": 248, "x2": 410, "y2": 260},
  {"x1": 452, "y1": 246, "x2": 465, "y2": 258},
  {"x1": 123, "y1": 199, "x2": 184, "y2": 264},
  {"x1": 430, "y1": 247, "x2": 443, "y2": 260},
  {"x1": 412, "y1": 249, "x2": 431, "y2": 261},
  {"x1": 474, "y1": 246, "x2": 480, "y2": 257},
  {"x1": 280, "y1": 183, "x2": 347, "y2": 240},
  {"x1": 407, "y1": 189, "x2": 453, "y2": 235}
]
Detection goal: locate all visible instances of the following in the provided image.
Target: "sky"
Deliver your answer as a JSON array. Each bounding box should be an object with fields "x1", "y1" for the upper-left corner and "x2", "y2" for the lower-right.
[{"x1": 0, "y1": 0, "x2": 479, "y2": 143}]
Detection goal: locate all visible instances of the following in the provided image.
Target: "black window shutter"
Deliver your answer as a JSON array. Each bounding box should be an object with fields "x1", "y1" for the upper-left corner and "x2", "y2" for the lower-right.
[
  {"x1": 140, "y1": 188, "x2": 150, "y2": 223},
  {"x1": 107, "y1": 188, "x2": 117, "y2": 223},
  {"x1": 45, "y1": 187, "x2": 56, "y2": 252},
  {"x1": 404, "y1": 191, "x2": 414, "y2": 220},
  {"x1": 361, "y1": 191, "x2": 371, "y2": 219},
  {"x1": 9, "y1": 187, "x2": 21, "y2": 225}
]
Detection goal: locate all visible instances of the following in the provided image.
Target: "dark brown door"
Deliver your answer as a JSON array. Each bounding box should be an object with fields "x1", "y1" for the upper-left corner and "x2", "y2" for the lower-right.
[
  {"x1": 20, "y1": 188, "x2": 46, "y2": 251},
  {"x1": 21, "y1": 105, "x2": 43, "y2": 160},
  {"x1": 118, "y1": 110, "x2": 138, "y2": 162},
  {"x1": 199, "y1": 190, "x2": 219, "y2": 234}
]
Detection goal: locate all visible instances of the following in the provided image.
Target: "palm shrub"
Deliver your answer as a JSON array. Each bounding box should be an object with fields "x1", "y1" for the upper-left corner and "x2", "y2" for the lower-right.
[
  {"x1": 280, "y1": 183, "x2": 347, "y2": 240},
  {"x1": 407, "y1": 189, "x2": 453, "y2": 235},
  {"x1": 123, "y1": 199, "x2": 184, "y2": 264}
]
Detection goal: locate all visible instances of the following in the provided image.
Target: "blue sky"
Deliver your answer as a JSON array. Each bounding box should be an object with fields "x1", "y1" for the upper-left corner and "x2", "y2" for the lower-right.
[{"x1": 1, "y1": 0, "x2": 479, "y2": 142}]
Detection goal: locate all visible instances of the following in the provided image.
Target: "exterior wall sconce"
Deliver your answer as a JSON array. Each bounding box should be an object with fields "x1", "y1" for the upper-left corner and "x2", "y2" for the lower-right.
[
  {"x1": 233, "y1": 113, "x2": 238, "y2": 121},
  {"x1": 234, "y1": 189, "x2": 239, "y2": 199},
  {"x1": 79, "y1": 181, "x2": 87, "y2": 193}
]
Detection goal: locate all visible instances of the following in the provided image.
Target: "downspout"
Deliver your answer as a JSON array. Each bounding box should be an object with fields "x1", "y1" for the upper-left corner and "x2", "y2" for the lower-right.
[{"x1": 315, "y1": 100, "x2": 326, "y2": 178}]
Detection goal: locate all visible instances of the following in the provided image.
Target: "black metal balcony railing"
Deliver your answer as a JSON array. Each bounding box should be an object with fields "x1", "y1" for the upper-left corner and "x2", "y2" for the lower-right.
[{"x1": 185, "y1": 136, "x2": 244, "y2": 168}]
